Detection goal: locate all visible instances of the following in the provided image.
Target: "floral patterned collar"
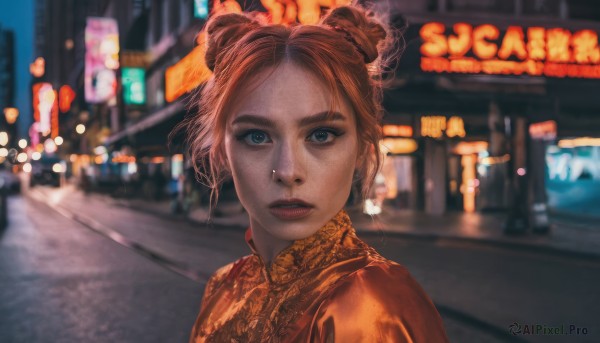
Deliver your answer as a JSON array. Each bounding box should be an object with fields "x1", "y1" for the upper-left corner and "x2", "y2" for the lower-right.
[{"x1": 244, "y1": 209, "x2": 356, "y2": 285}]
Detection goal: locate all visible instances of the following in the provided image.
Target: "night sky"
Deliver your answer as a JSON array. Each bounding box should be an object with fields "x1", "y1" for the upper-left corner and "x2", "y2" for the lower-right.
[{"x1": 0, "y1": 0, "x2": 34, "y2": 139}]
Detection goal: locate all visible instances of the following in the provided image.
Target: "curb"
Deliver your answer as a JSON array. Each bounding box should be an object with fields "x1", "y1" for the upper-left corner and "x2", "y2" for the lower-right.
[
  {"x1": 354, "y1": 229, "x2": 600, "y2": 262},
  {"x1": 111, "y1": 199, "x2": 600, "y2": 263}
]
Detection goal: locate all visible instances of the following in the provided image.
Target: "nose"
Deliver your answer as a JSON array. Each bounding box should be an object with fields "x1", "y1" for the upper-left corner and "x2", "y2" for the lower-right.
[{"x1": 273, "y1": 141, "x2": 306, "y2": 187}]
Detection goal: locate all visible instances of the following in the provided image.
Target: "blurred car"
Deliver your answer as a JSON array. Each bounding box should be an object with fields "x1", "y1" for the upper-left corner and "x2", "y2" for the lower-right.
[
  {"x1": 30, "y1": 156, "x2": 65, "y2": 187},
  {"x1": 0, "y1": 170, "x2": 21, "y2": 194}
]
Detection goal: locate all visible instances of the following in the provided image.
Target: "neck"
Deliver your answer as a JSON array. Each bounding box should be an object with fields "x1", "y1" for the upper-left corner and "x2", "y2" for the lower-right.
[{"x1": 250, "y1": 222, "x2": 293, "y2": 265}]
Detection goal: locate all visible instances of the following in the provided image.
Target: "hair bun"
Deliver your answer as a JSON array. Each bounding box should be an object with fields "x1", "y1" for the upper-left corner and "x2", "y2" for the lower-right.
[
  {"x1": 204, "y1": 13, "x2": 262, "y2": 71},
  {"x1": 321, "y1": 6, "x2": 387, "y2": 64}
]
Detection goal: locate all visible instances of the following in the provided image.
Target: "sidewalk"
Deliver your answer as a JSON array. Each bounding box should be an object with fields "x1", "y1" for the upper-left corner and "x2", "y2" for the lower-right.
[{"x1": 108, "y1": 192, "x2": 600, "y2": 261}]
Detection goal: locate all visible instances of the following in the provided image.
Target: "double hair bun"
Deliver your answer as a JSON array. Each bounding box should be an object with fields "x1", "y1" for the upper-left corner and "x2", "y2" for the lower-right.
[{"x1": 203, "y1": 6, "x2": 387, "y2": 72}]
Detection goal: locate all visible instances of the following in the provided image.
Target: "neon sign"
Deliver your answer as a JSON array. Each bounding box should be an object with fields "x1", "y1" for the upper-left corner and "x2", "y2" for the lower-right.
[
  {"x1": 122, "y1": 68, "x2": 146, "y2": 105},
  {"x1": 210, "y1": 0, "x2": 351, "y2": 26},
  {"x1": 529, "y1": 120, "x2": 557, "y2": 140},
  {"x1": 85, "y1": 17, "x2": 119, "y2": 103},
  {"x1": 383, "y1": 125, "x2": 413, "y2": 137},
  {"x1": 421, "y1": 116, "x2": 466, "y2": 139},
  {"x1": 165, "y1": 33, "x2": 212, "y2": 103},
  {"x1": 59, "y1": 85, "x2": 76, "y2": 113},
  {"x1": 420, "y1": 22, "x2": 600, "y2": 79}
]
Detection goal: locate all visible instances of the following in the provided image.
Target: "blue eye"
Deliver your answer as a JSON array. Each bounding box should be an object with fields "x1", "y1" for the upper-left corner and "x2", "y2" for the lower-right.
[
  {"x1": 237, "y1": 130, "x2": 271, "y2": 145},
  {"x1": 308, "y1": 128, "x2": 342, "y2": 144}
]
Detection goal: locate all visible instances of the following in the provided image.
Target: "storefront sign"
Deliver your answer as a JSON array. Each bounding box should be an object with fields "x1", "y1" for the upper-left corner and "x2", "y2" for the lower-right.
[
  {"x1": 211, "y1": 0, "x2": 351, "y2": 25},
  {"x1": 558, "y1": 137, "x2": 600, "y2": 148},
  {"x1": 420, "y1": 22, "x2": 600, "y2": 79},
  {"x1": 122, "y1": 68, "x2": 146, "y2": 105},
  {"x1": 380, "y1": 138, "x2": 418, "y2": 154},
  {"x1": 421, "y1": 116, "x2": 466, "y2": 138},
  {"x1": 452, "y1": 141, "x2": 488, "y2": 155},
  {"x1": 85, "y1": 17, "x2": 119, "y2": 103},
  {"x1": 529, "y1": 120, "x2": 557, "y2": 140},
  {"x1": 383, "y1": 125, "x2": 413, "y2": 137},
  {"x1": 165, "y1": 33, "x2": 212, "y2": 103}
]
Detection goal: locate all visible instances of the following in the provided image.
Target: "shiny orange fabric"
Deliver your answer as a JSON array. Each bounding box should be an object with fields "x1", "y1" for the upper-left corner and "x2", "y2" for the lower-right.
[{"x1": 190, "y1": 209, "x2": 450, "y2": 342}]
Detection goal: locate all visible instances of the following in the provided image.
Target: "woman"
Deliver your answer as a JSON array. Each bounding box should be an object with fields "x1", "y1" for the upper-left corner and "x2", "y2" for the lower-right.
[{"x1": 185, "y1": 5, "x2": 449, "y2": 342}]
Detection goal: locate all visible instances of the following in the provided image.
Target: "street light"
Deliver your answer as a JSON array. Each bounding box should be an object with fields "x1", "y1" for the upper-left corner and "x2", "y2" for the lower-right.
[
  {"x1": 0, "y1": 132, "x2": 7, "y2": 146},
  {"x1": 32, "y1": 152, "x2": 41, "y2": 160},
  {"x1": 3, "y1": 108, "x2": 19, "y2": 124},
  {"x1": 76, "y1": 124, "x2": 86, "y2": 134},
  {"x1": 18, "y1": 139, "x2": 28, "y2": 149},
  {"x1": 54, "y1": 136, "x2": 64, "y2": 146},
  {"x1": 17, "y1": 152, "x2": 28, "y2": 163}
]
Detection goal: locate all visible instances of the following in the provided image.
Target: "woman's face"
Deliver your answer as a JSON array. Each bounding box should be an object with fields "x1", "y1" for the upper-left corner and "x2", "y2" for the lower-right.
[{"x1": 224, "y1": 62, "x2": 360, "y2": 242}]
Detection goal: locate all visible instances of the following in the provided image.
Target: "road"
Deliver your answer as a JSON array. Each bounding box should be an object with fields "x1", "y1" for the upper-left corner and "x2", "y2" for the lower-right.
[{"x1": 0, "y1": 185, "x2": 598, "y2": 343}]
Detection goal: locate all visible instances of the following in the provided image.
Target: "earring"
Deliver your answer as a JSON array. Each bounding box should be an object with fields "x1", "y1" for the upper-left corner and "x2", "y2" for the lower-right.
[{"x1": 272, "y1": 169, "x2": 276, "y2": 180}]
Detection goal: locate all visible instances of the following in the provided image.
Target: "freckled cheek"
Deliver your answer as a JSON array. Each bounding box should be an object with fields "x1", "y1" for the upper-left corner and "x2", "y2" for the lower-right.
[
  {"x1": 226, "y1": 149, "x2": 268, "y2": 198},
  {"x1": 313, "y1": 155, "x2": 356, "y2": 189}
]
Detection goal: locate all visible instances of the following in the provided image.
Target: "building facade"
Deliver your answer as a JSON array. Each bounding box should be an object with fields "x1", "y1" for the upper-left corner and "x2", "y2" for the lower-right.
[
  {"x1": 31, "y1": 0, "x2": 600, "y2": 226},
  {"x1": 377, "y1": 0, "x2": 600, "y2": 230},
  {"x1": 0, "y1": 26, "x2": 16, "y2": 147}
]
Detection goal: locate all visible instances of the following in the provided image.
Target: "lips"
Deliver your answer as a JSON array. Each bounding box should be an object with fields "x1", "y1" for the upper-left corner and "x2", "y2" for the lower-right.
[
  {"x1": 269, "y1": 198, "x2": 315, "y2": 220},
  {"x1": 268, "y1": 198, "x2": 314, "y2": 208}
]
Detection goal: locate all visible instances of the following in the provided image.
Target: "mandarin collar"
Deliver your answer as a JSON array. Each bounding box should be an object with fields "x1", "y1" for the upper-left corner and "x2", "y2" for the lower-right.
[{"x1": 244, "y1": 209, "x2": 355, "y2": 285}]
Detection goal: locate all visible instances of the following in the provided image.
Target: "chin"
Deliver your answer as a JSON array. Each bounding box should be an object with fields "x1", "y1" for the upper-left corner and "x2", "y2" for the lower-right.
[{"x1": 267, "y1": 217, "x2": 322, "y2": 240}]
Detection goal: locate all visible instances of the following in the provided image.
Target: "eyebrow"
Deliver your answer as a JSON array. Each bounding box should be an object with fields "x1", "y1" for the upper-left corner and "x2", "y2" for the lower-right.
[{"x1": 231, "y1": 111, "x2": 347, "y2": 128}]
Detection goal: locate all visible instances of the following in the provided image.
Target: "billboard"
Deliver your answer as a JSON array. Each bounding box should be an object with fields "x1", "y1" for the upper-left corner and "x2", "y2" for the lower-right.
[
  {"x1": 420, "y1": 22, "x2": 600, "y2": 79},
  {"x1": 122, "y1": 68, "x2": 146, "y2": 105},
  {"x1": 85, "y1": 17, "x2": 119, "y2": 103}
]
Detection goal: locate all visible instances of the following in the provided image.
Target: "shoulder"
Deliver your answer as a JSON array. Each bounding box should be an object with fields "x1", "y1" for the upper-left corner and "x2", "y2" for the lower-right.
[
  {"x1": 311, "y1": 260, "x2": 449, "y2": 343},
  {"x1": 203, "y1": 254, "x2": 255, "y2": 299}
]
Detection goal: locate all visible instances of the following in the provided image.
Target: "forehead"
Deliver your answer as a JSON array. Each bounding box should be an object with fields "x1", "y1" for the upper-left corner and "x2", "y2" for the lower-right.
[{"x1": 228, "y1": 62, "x2": 353, "y2": 122}]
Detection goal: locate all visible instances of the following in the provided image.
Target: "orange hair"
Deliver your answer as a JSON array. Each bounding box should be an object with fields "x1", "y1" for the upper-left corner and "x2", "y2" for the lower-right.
[{"x1": 179, "y1": 5, "x2": 397, "y2": 212}]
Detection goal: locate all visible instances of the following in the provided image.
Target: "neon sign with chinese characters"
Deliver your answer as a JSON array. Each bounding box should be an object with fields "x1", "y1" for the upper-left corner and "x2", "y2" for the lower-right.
[
  {"x1": 421, "y1": 116, "x2": 466, "y2": 139},
  {"x1": 420, "y1": 22, "x2": 600, "y2": 79}
]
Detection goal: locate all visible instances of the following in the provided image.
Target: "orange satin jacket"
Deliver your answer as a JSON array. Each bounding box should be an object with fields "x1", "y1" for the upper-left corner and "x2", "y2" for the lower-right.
[{"x1": 190, "y1": 209, "x2": 450, "y2": 342}]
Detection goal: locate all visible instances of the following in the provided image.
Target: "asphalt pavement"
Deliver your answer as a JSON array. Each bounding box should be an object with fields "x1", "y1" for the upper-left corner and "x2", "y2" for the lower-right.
[{"x1": 3, "y1": 181, "x2": 598, "y2": 343}]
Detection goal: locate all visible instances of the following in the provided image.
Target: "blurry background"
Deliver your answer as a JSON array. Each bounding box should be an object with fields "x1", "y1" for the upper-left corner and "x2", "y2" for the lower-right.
[{"x1": 0, "y1": 0, "x2": 598, "y2": 342}]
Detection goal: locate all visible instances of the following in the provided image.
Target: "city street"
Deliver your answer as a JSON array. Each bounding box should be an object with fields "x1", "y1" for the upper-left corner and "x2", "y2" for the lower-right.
[
  {"x1": 0, "y1": 0, "x2": 599, "y2": 342},
  {"x1": 0, "y1": 186, "x2": 597, "y2": 342}
]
